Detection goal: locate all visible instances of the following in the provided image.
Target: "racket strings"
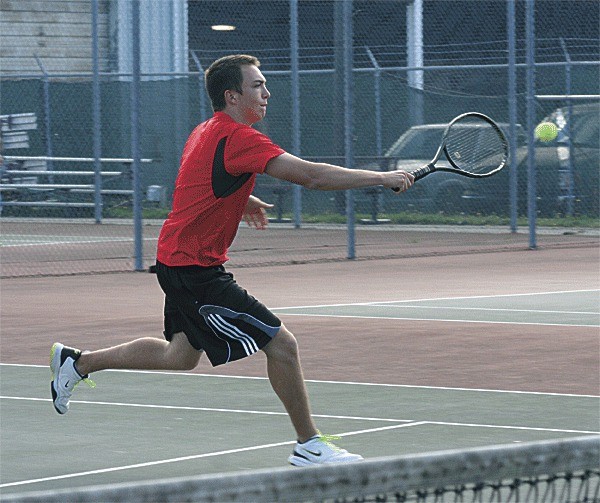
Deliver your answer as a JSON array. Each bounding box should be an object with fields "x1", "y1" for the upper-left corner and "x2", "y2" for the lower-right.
[{"x1": 444, "y1": 119, "x2": 506, "y2": 175}]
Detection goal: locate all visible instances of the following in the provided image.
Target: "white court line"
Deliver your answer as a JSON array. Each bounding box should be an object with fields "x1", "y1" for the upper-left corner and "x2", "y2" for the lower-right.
[
  {"x1": 0, "y1": 422, "x2": 425, "y2": 489},
  {"x1": 426, "y1": 421, "x2": 599, "y2": 435},
  {"x1": 0, "y1": 236, "x2": 158, "y2": 248},
  {"x1": 0, "y1": 396, "x2": 596, "y2": 436},
  {"x1": 1, "y1": 371, "x2": 597, "y2": 488},
  {"x1": 270, "y1": 289, "x2": 600, "y2": 311},
  {"x1": 0, "y1": 396, "x2": 409, "y2": 423},
  {"x1": 275, "y1": 312, "x2": 599, "y2": 328},
  {"x1": 1, "y1": 363, "x2": 598, "y2": 398},
  {"x1": 366, "y1": 305, "x2": 599, "y2": 316},
  {"x1": 2, "y1": 421, "x2": 597, "y2": 490}
]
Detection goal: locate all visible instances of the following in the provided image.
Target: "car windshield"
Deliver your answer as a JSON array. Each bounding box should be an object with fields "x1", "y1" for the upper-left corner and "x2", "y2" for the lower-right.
[
  {"x1": 386, "y1": 122, "x2": 523, "y2": 159},
  {"x1": 574, "y1": 113, "x2": 599, "y2": 148},
  {"x1": 386, "y1": 128, "x2": 444, "y2": 159},
  {"x1": 544, "y1": 103, "x2": 599, "y2": 148}
]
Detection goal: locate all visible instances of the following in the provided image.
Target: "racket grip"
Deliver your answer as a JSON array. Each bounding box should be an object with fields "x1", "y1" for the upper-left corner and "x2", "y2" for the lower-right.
[
  {"x1": 391, "y1": 164, "x2": 434, "y2": 192},
  {"x1": 411, "y1": 164, "x2": 435, "y2": 181}
]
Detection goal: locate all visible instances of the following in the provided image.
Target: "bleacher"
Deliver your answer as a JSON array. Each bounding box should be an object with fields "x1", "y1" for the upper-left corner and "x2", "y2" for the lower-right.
[
  {"x1": 1, "y1": 114, "x2": 43, "y2": 186},
  {"x1": 0, "y1": 113, "x2": 153, "y2": 215}
]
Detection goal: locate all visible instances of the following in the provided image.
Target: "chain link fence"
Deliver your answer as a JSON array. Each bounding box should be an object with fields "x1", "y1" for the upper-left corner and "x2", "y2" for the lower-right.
[{"x1": 1, "y1": 0, "x2": 598, "y2": 277}]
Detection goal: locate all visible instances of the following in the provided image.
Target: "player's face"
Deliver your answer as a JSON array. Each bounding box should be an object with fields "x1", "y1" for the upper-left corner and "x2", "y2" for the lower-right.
[{"x1": 237, "y1": 65, "x2": 270, "y2": 125}]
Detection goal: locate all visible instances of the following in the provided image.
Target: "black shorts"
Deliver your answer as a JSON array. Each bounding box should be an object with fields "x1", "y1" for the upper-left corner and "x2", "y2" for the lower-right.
[{"x1": 155, "y1": 261, "x2": 281, "y2": 367}]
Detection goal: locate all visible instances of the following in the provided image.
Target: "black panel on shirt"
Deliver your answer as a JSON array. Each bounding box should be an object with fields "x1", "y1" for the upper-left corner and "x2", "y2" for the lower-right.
[{"x1": 211, "y1": 137, "x2": 252, "y2": 198}]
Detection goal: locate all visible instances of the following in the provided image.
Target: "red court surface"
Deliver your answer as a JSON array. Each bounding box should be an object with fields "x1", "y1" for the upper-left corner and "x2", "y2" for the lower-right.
[{"x1": 2, "y1": 245, "x2": 598, "y2": 395}]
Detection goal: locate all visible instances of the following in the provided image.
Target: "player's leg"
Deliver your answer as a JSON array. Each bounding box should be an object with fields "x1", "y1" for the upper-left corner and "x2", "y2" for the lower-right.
[
  {"x1": 51, "y1": 263, "x2": 212, "y2": 415},
  {"x1": 262, "y1": 324, "x2": 363, "y2": 466},
  {"x1": 72, "y1": 262, "x2": 204, "y2": 375},
  {"x1": 75, "y1": 332, "x2": 200, "y2": 374},
  {"x1": 152, "y1": 262, "x2": 362, "y2": 464},
  {"x1": 50, "y1": 333, "x2": 200, "y2": 415},
  {"x1": 262, "y1": 324, "x2": 317, "y2": 442}
]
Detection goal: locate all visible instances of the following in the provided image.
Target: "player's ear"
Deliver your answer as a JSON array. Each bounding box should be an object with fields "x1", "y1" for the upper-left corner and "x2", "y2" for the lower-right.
[{"x1": 225, "y1": 91, "x2": 237, "y2": 105}]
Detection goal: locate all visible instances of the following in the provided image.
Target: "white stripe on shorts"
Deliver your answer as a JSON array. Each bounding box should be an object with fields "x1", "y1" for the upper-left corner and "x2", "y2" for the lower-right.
[{"x1": 207, "y1": 314, "x2": 259, "y2": 356}]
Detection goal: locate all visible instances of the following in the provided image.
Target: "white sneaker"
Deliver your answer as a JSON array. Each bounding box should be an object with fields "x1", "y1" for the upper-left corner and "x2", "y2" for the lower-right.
[
  {"x1": 288, "y1": 434, "x2": 363, "y2": 466},
  {"x1": 50, "y1": 343, "x2": 94, "y2": 414}
]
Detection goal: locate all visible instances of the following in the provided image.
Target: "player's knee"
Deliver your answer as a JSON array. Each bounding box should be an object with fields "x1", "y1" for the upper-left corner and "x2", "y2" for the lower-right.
[
  {"x1": 177, "y1": 351, "x2": 201, "y2": 371},
  {"x1": 169, "y1": 333, "x2": 201, "y2": 370},
  {"x1": 265, "y1": 326, "x2": 300, "y2": 362}
]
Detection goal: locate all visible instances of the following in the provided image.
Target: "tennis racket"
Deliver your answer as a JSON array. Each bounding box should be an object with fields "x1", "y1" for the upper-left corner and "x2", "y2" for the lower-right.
[{"x1": 392, "y1": 112, "x2": 508, "y2": 192}]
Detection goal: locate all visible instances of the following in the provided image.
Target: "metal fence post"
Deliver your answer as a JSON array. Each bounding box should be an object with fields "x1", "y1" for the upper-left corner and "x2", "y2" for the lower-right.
[
  {"x1": 33, "y1": 55, "x2": 54, "y2": 181},
  {"x1": 525, "y1": 0, "x2": 537, "y2": 249},
  {"x1": 507, "y1": 0, "x2": 518, "y2": 233},
  {"x1": 559, "y1": 38, "x2": 574, "y2": 217},
  {"x1": 365, "y1": 47, "x2": 382, "y2": 158},
  {"x1": 190, "y1": 51, "x2": 210, "y2": 123},
  {"x1": 92, "y1": 0, "x2": 103, "y2": 224},
  {"x1": 290, "y1": 0, "x2": 302, "y2": 228},
  {"x1": 343, "y1": 0, "x2": 355, "y2": 259},
  {"x1": 131, "y1": 0, "x2": 143, "y2": 270}
]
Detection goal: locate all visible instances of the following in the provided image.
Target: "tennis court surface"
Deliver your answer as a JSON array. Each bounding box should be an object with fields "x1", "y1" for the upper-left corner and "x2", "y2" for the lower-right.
[{"x1": 1, "y1": 246, "x2": 598, "y2": 500}]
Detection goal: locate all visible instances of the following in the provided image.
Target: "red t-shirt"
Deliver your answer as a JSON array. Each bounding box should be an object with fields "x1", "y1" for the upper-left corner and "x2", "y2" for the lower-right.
[{"x1": 157, "y1": 112, "x2": 285, "y2": 266}]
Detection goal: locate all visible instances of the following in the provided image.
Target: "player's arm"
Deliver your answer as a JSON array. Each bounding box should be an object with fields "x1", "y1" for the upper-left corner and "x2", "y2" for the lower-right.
[{"x1": 265, "y1": 153, "x2": 413, "y2": 192}]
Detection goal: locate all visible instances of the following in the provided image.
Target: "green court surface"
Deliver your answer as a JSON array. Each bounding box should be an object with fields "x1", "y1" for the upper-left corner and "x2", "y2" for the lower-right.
[
  {"x1": 0, "y1": 365, "x2": 598, "y2": 495},
  {"x1": 271, "y1": 290, "x2": 600, "y2": 326},
  {"x1": 1, "y1": 289, "x2": 598, "y2": 496}
]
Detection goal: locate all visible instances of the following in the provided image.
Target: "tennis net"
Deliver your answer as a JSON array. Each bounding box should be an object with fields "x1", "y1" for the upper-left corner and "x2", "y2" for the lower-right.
[{"x1": 2, "y1": 436, "x2": 598, "y2": 503}]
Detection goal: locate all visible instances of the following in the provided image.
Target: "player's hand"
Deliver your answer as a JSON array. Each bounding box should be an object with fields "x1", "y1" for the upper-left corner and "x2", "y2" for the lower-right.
[
  {"x1": 243, "y1": 195, "x2": 274, "y2": 230},
  {"x1": 384, "y1": 170, "x2": 414, "y2": 193}
]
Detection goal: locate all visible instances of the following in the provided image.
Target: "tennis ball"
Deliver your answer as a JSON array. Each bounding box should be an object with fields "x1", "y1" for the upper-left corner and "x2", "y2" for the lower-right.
[{"x1": 534, "y1": 122, "x2": 558, "y2": 142}]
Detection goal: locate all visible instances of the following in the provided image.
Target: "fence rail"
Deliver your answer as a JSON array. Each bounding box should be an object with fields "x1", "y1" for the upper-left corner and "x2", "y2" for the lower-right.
[
  {"x1": 1, "y1": 0, "x2": 598, "y2": 277},
  {"x1": 0, "y1": 156, "x2": 153, "y2": 222}
]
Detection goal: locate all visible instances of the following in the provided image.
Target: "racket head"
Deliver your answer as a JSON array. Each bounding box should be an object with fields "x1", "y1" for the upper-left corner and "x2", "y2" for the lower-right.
[{"x1": 440, "y1": 112, "x2": 509, "y2": 178}]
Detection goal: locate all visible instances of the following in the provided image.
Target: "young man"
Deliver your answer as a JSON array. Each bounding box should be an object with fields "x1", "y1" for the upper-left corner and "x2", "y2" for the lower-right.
[{"x1": 50, "y1": 54, "x2": 413, "y2": 466}]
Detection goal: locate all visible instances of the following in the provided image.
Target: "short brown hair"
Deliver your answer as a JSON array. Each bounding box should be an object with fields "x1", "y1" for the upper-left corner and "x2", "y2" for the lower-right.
[{"x1": 205, "y1": 54, "x2": 261, "y2": 112}]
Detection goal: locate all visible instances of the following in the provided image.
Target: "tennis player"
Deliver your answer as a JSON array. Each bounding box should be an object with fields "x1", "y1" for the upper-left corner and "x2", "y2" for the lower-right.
[{"x1": 50, "y1": 54, "x2": 413, "y2": 466}]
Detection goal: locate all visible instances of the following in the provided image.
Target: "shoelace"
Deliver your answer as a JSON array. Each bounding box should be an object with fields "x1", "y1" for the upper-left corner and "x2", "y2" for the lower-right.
[
  {"x1": 315, "y1": 432, "x2": 342, "y2": 450},
  {"x1": 74, "y1": 361, "x2": 96, "y2": 389},
  {"x1": 76, "y1": 376, "x2": 96, "y2": 389}
]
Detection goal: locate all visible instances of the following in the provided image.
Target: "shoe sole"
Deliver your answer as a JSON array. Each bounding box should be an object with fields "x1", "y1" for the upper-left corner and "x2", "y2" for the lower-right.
[
  {"x1": 288, "y1": 455, "x2": 313, "y2": 467},
  {"x1": 288, "y1": 455, "x2": 363, "y2": 466},
  {"x1": 50, "y1": 343, "x2": 66, "y2": 414}
]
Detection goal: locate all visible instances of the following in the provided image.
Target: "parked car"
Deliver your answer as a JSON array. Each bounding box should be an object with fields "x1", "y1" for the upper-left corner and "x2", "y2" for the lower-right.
[
  {"x1": 384, "y1": 102, "x2": 599, "y2": 216},
  {"x1": 383, "y1": 122, "x2": 522, "y2": 215},
  {"x1": 529, "y1": 102, "x2": 599, "y2": 216}
]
